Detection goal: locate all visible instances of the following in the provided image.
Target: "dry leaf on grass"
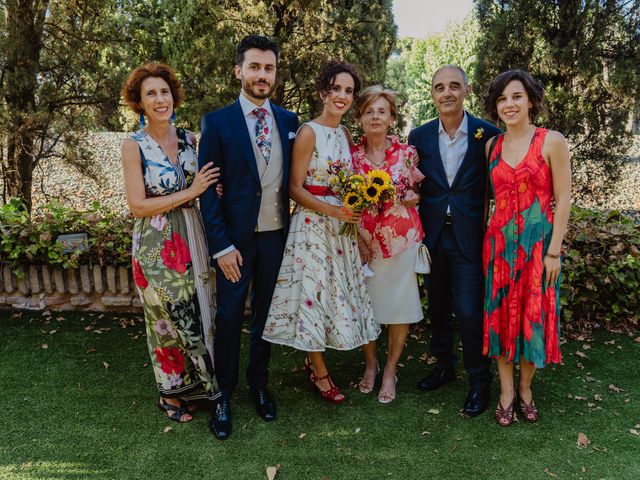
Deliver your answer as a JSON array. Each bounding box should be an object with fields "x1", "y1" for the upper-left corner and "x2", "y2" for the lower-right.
[
  {"x1": 421, "y1": 431, "x2": 431, "y2": 436},
  {"x1": 355, "y1": 427, "x2": 361, "y2": 433},
  {"x1": 575, "y1": 351, "x2": 587, "y2": 358},
  {"x1": 608, "y1": 384, "x2": 623, "y2": 393},
  {"x1": 629, "y1": 429, "x2": 640, "y2": 436},
  {"x1": 298, "y1": 433, "x2": 306, "y2": 439},
  {"x1": 163, "y1": 426, "x2": 172, "y2": 433},
  {"x1": 103, "y1": 362, "x2": 110, "y2": 369},
  {"x1": 577, "y1": 432, "x2": 590, "y2": 448},
  {"x1": 266, "y1": 464, "x2": 280, "y2": 480},
  {"x1": 427, "y1": 408, "x2": 440, "y2": 415},
  {"x1": 41, "y1": 344, "x2": 48, "y2": 349},
  {"x1": 544, "y1": 468, "x2": 559, "y2": 478}
]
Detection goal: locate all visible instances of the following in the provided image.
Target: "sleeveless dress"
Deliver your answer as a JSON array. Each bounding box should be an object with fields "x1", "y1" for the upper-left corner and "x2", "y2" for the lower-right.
[
  {"x1": 130, "y1": 127, "x2": 219, "y2": 401},
  {"x1": 482, "y1": 128, "x2": 561, "y2": 368},
  {"x1": 263, "y1": 122, "x2": 380, "y2": 351}
]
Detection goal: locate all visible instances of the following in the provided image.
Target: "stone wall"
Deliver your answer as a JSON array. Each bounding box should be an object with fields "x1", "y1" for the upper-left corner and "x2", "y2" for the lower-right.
[{"x1": 0, "y1": 264, "x2": 140, "y2": 312}]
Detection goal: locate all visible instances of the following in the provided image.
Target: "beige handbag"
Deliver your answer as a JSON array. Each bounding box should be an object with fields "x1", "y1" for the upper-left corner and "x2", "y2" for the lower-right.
[{"x1": 415, "y1": 243, "x2": 432, "y2": 274}]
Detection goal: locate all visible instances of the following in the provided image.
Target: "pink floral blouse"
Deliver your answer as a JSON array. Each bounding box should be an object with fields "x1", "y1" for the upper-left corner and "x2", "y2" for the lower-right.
[{"x1": 351, "y1": 135, "x2": 425, "y2": 259}]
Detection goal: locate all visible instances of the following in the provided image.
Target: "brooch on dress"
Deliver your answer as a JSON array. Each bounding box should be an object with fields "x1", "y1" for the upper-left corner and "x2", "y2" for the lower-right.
[{"x1": 474, "y1": 128, "x2": 484, "y2": 141}]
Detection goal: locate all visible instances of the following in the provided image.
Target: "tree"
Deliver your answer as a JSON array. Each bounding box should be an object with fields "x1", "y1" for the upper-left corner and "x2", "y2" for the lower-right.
[
  {"x1": 474, "y1": 0, "x2": 640, "y2": 203},
  {"x1": 386, "y1": 17, "x2": 481, "y2": 130},
  {"x1": 162, "y1": 0, "x2": 397, "y2": 127},
  {"x1": 0, "y1": 0, "x2": 127, "y2": 211},
  {"x1": 1, "y1": 0, "x2": 397, "y2": 211}
]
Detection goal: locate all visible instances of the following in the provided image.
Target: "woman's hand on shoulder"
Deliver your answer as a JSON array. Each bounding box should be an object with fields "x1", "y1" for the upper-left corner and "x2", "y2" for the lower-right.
[{"x1": 188, "y1": 162, "x2": 220, "y2": 197}]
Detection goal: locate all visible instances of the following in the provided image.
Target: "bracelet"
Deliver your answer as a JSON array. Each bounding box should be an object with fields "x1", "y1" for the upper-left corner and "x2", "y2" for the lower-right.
[{"x1": 545, "y1": 252, "x2": 561, "y2": 259}]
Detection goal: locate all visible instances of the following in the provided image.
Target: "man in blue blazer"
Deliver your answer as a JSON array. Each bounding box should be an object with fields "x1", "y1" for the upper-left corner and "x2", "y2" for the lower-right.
[
  {"x1": 198, "y1": 35, "x2": 299, "y2": 440},
  {"x1": 408, "y1": 65, "x2": 500, "y2": 417}
]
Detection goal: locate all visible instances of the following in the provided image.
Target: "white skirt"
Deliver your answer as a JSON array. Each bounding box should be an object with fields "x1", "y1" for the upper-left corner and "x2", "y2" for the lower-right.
[{"x1": 365, "y1": 244, "x2": 424, "y2": 325}]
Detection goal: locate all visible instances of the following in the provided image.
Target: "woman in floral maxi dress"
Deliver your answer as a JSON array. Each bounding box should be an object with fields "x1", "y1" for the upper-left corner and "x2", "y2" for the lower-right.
[
  {"x1": 263, "y1": 61, "x2": 379, "y2": 403},
  {"x1": 121, "y1": 63, "x2": 221, "y2": 424},
  {"x1": 482, "y1": 69, "x2": 571, "y2": 426}
]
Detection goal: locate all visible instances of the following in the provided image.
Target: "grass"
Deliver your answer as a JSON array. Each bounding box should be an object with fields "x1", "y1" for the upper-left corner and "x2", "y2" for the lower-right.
[{"x1": 0, "y1": 310, "x2": 639, "y2": 480}]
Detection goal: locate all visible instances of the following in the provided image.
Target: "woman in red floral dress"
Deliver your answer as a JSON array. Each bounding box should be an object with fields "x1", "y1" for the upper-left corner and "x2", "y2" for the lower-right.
[
  {"x1": 482, "y1": 70, "x2": 571, "y2": 426},
  {"x1": 352, "y1": 86, "x2": 425, "y2": 403}
]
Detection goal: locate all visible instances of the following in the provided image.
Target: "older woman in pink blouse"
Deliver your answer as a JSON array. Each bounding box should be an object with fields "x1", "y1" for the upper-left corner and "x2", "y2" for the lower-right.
[{"x1": 353, "y1": 86, "x2": 425, "y2": 403}]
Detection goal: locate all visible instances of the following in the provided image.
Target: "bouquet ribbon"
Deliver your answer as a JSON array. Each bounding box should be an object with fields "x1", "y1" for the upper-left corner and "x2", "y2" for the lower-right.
[{"x1": 303, "y1": 185, "x2": 337, "y2": 196}]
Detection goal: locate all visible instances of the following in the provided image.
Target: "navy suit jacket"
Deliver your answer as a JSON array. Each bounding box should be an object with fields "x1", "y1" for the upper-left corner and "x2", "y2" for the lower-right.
[
  {"x1": 408, "y1": 113, "x2": 501, "y2": 261},
  {"x1": 198, "y1": 100, "x2": 299, "y2": 257}
]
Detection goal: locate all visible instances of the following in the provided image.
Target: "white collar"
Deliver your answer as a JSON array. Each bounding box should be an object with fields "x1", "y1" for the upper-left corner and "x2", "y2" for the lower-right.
[
  {"x1": 438, "y1": 111, "x2": 468, "y2": 137},
  {"x1": 239, "y1": 92, "x2": 273, "y2": 118}
]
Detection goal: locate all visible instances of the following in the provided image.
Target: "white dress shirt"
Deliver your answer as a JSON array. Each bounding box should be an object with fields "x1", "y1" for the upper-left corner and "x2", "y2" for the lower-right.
[
  {"x1": 212, "y1": 93, "x2": 274, "y2": 259},
  {"x1": 438, "y1": 112, "x2": 468, "y2": 213}
]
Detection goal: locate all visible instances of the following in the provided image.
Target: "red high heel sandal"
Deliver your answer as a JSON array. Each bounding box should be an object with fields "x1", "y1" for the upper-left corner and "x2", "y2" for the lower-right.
[{"x1": 310, "y1": 371, "x2": 345, "y2": 404}]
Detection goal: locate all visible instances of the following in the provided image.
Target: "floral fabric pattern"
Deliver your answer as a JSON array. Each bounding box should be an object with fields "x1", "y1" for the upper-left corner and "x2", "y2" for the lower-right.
[
  {"x1": 131, "y1": 128, "x2": 219, "y2": 400},
  {"x1": 263, "y1": 122, "x2": 380, "y2": 351},
  {"x1": 351, "y1": 136, "x2": 425, "y2": 259},
  {"x1": 482, "y1": 128, "x2": 562, "y2": 368}
]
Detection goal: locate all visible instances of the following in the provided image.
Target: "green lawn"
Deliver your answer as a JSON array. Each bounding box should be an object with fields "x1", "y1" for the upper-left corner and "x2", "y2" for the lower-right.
[{"x1": 0, "y1": 310, "x2": 638, "y2": 480}]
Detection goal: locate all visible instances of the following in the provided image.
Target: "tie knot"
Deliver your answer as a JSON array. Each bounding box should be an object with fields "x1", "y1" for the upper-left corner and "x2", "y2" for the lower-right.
[{"x1": 254, "y1": 107, "x2": 267, "y2": 120}]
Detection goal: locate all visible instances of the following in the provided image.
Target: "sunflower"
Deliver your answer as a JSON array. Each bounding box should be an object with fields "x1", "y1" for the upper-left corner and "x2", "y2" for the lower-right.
[
  {"x1": 362, "y1": 183, "x2": 382, "y2": 203},
  {"x1": 367, "y1": 169, "x2": 392, "y2": 188},
  {"x1": 348, "y1": 174, "x2": 366, "y2": 186},
  {"x1": 344, "y1": 192, "x2": 363, "y2": 210}
]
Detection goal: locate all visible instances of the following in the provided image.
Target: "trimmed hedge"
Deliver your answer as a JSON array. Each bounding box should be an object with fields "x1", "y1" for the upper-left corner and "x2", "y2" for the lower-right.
[
  {"x1": 0, "y1": 199, "x2": 131, "y2": 271},
  {"x1": 561, "y1": 207, "x2": 639, "y2": 333},
  {"x1": 1, "y1": 201, "x2": 638, "y2": 332}
]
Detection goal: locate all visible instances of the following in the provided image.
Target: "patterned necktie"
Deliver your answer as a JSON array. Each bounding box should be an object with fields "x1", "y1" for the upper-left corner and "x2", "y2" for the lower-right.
[{"x1": 253, "y1": 107, "x2": 271, "y2": 164}]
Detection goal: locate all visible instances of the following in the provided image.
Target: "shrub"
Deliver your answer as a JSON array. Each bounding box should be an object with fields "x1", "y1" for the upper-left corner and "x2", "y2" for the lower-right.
[
  {"x1": 561, "y1": 207, "x2": 640, "y2": 334},
  {"x1": 0, "y1": 199, "x2": 132, "y2": 274}
]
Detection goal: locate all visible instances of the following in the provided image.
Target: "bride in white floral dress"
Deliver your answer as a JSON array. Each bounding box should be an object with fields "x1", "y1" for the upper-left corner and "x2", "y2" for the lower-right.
[{"x1": 263, "y1": 62, "x2": 379, "y2": 403}]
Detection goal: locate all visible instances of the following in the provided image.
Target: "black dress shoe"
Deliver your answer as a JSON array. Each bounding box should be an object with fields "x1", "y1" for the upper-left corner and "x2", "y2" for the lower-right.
[
  {"x1": 417, "y1": 367, "x2": 455, "y2": 392},
  {"x1": 210, "y1": 397, "x2": 232, "y2": 440},
  {"x1": 461, "y1": 385, "x2": 491, "y2": 417},
  {"x1": 251, "y1": 388, "x2": 276, "y2": 422}
]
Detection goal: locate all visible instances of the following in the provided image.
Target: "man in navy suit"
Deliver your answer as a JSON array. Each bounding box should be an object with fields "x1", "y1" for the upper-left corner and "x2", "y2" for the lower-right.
[
  {"x1": 408, "y1": 65, "x2": 500, "y2": 417},
  {"x1": 198, "y1": 35, "x2": 299, "y2": 439}
]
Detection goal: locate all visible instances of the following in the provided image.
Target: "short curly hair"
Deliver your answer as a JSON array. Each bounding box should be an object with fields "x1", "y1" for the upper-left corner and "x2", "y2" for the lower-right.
[
  {"x1": 483, "y1": 69, "x2": 546, "y2": 123},
  {"x1": 121, "y1": 62, "x2": 184, "y2": 115},
  {"x1": 236, "y1": 35, "x2": 279, "y2": 65},
  {"x1": 315, "y1": 60, "x2": 362, "y2": 97},
  {"x1": 354, "y1": 85, "x2": 398, "y2": 121}
]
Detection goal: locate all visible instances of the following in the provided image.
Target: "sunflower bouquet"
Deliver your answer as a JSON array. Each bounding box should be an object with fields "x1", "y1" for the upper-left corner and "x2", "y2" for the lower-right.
[{"x1": 327, "y1": 160, "x2": 396, "y2": 237}]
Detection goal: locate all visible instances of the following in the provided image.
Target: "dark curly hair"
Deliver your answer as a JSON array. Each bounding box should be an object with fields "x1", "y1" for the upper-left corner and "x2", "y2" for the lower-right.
[
  {"x1": 236, "y1": 35, "x2": 279, "y2": 65},
  {"x1": 121, "y1": 62, "x2": 184, "y2": 115},
  {"x1": 315, "y1": 60, "x2": 362, "y2": 97},
  {"x1": 484, "y1": 69, "x2": 546, "y2": 123}
]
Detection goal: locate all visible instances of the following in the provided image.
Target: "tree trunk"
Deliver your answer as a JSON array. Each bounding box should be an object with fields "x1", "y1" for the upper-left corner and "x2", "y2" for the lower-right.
[{"x1": 2, "y1": 0, "x2": 48, "y2": 212}]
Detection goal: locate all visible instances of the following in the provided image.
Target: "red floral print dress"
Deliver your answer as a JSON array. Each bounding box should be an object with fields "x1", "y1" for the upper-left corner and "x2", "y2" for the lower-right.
[
  {"x1": 351, "y1": 136, "x2": 425, "y2": 259},
  {"x1": 482, "y1": 128, "x2": 562, "y2": 368}
]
